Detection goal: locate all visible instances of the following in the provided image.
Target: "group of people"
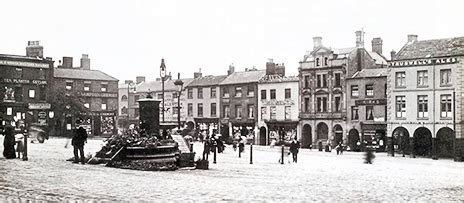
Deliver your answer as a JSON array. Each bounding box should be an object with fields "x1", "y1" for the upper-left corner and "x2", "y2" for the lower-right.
[
  {"x1": 202, "y1": 133, "x2": 225, "y2": 161},
  {"x1": 71, "y1": 126, "x2": 88, "y2": 164}
]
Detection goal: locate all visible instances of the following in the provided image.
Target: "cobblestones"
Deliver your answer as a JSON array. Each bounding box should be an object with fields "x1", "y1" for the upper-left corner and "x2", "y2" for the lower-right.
[{"x1": 1, "y1": 137, "x2": 464, "y2": 201}]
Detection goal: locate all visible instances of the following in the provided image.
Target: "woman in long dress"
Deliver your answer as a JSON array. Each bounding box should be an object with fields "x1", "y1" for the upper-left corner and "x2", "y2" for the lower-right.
[{"x1": 3, "y1": 126, "x2": 16, "y2": 159}]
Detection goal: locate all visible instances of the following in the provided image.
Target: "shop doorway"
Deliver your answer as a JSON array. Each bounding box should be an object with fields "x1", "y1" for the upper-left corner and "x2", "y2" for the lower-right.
[
  {"x1": 348, "y1": 129, "x2": 360, "y2": 151},
  {"x1": 413, "y1": 127, "x2": 432, "y2": 157},
  {"x1": 436, "y1": 127, "x2": 454, "y2": 158},
  {"x1": 302, "y1": 124, "x2": 312, "y2": 148},
  {"x1": 259, "y1": 127, "x2": 267, "y2": 145},
  {"x1": 334, "y1": 124, "x2": 343, "y2": 145},
  {"x1": 392, "y1": 127, "x2": 410, "y2": 154}
]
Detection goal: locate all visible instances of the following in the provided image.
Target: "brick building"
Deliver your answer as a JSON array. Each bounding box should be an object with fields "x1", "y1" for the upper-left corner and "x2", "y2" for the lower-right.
[
  {"x1": 257, "y1": 59, "x2": 299, "y2": 145},
  {"x1": 0, "y1": 41, "x2": 54, "y2": 133},
  {"x1": 219, "y1": 65, "x2": 266, "y2": 139},
  {"x1": 184, "y1": 71, "x2": 227, "y2": 135},
  {"x1": 387, "y1": 35, "x2": 464, "y2": 160},
  {"x1": 53, "y1": 55, "x2": 119, "y2": 136},
  {"x1": 298, "y1": 30, "x2": 387, "y2": 149}
]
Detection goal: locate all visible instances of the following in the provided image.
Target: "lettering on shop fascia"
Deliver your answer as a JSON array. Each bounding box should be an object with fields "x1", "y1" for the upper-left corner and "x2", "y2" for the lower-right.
[
  {"x1": 389, "y1": 57, "x2": 458, "y2": 67},
  {"x1": 0, "y1": 60, "x2": 49, "y2": 68},
  {"x1": 79, "y1": 112, "x2": 116, "y2": 116},
  {"x1": 355, "y1": 99, "x2": 386, "y2": 106},
  {"x1": 2, "y1": 78, "x2": 47, "y2": 85},
  {"x1": 263, "y1": 100, "x2": 295, "y2": 106},
  {"x1": 388, "y1": 121, "x2": 453, "y2": 125},
  {"x1": 28, "y1": 103, "x2": 51, "y2": 110},
  {"x1": 77, "y1": 92, "x2": 117, "y2": 98}
]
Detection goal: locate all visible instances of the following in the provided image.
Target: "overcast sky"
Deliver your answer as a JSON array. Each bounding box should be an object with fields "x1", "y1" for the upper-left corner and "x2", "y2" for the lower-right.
[{"x1": 1, "y1": 0, "x2": 463, "y2": 82}]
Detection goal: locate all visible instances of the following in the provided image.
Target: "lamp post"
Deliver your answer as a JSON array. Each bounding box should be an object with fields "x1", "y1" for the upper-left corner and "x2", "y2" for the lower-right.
[
  {"x1": 160, "y1": 59, "x2": 167, "y2": 123},
  {"x1": 174, "y1": 73, "x2": 184, "y2": 130}
]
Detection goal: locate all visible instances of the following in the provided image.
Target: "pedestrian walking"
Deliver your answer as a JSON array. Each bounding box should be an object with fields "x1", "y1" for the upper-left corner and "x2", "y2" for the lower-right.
[
  {"x1": 238, "y1": 137, "x2": 245, "y2": 153},
  {"x1": 3, "y1": 125, "x2": 16, "y2": 159},
  {"x1": 289, "y1": 137, "x2": 300, "y2": 163},
  {"x1": 339, "y1": 142, "x2": 344, "y2": 155},
  {"x1": 72, "y1": 126, "x2": 88, "y2": 164},
  {"x1": 202, "y1": 135, "x2": 211, "y2": 160}
]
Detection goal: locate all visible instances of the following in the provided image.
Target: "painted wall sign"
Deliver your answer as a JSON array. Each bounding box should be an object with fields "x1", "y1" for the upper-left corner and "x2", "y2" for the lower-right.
[
  {"x1": 262, "y1": 99, "x2": 295, "y2": 106},
  {"x1": 0, "y1": 60, "x2": 49, "y2": 68},
  {"x1": 28, "y1": 103, "x2": 51, "y2": 110},
  {"x1": 1, "y1": 78, "x2": 47, "y2": 85},
  {"x1": 77, "y1": 92, "x2": 118, "y2": 98},
  {"x1": 389, "y1": 57, "x2": 458, "y2": 67}
]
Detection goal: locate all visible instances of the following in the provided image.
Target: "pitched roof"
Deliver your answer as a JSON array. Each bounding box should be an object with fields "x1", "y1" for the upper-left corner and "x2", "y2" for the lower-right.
[
  {"x1": 350, "y1": 68, "x2": 387, "y2": 79},
  {"x1": 369, "y1": 52, "x2": 388, "y2": 65},
  {"x1": 394, "y1": 37, "x2": 464, "y2": 60},
  {"x1": 186, "y1": 75, "x2": 227, "y2": 87},
  {"x1": 219, "y1": 70, "x2": 266, "y2": 85},
  {"x1": 54, "y1": 68, "x2": 118, "y2": 81},
  {"x1": 259, "y1": 74, "x2": 299, "y2": 83},
  {"x1": 136, "y1": 78, "x2": 194, "y2": 93}
]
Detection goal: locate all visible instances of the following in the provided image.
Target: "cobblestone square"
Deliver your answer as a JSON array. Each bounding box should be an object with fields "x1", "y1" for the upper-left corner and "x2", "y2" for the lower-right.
[{"x1": 1, "y1": 137, "x2": 464, "y2": 201}]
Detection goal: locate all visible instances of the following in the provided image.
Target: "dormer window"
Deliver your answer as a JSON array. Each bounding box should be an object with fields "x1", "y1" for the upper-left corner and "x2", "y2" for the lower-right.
[{"x1": 316, "y1": 58, "x2": 320, "y2": 66}]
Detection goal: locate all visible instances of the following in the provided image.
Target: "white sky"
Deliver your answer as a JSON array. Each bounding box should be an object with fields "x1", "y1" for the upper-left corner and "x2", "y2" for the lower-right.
[{"x1": 1, "y1": 0, "x2": 463, "y2": 82}]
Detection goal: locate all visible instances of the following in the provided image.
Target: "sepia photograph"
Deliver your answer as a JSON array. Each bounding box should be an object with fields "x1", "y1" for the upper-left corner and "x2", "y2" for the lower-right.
[{"x1": 0, "y1": 0, "x2": 463, "y2": 201}]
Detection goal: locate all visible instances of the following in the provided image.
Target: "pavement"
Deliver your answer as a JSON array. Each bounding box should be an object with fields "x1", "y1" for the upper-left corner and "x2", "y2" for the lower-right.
[{"x1": 1, "y1": 137, "x2": 464, "y2": 201}]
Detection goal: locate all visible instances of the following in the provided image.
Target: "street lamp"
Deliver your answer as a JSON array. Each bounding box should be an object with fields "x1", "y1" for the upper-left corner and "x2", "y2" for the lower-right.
[
  {"x1": 160, "y1": 58, "x2": 167, "y2": 123},
  {"x1": 174, "y1": 73, "x2": 184, "y2": 130}
]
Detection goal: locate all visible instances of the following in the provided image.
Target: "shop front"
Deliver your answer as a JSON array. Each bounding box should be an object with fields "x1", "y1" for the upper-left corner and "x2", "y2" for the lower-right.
[
  {"x1": 266, "y1": 120, "x2": 298, "y2": 144},
  {"x1": 361, "y1": 123, "x2": 387, "y2": 152},
  {"x1": 77, "y1": 111, "x2": 117, "y2": 137}
]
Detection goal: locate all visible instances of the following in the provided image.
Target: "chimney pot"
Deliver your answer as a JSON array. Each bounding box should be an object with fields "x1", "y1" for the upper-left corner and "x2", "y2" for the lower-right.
[
  {"x1": 390, "y1": 50, "x2": 397, "y2": 60},
  {"x1": 371, "y1": 37, "x2": 383, "y2": 54},
  {"x1": 407, "y1": 34, "x2": 418, "y2": 43},
  {"x1": 355, "y1": 30, "x2": 365, "y2": 48}
]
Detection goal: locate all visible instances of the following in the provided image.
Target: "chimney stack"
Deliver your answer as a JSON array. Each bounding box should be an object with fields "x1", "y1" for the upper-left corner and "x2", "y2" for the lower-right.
[
  {"x1": 124, "y1": 80, "x2": 134, "y2": 84},
  {"x1": 407, "y1": 34, "x2": 418, "y2": 43},
  {"x1": 390, "y1": 50, "x2": 397, "y2": 60},
  {"x1": 62, "y1": 57, "x2": 73, "y2": 68},
  {"x1": 371, "y1": 38, "x2": 383, "y2": 54},
  {"x1": 26, "y1": 41, "x2": 44, "y2": 58},
  {"x1": 80, "y1": 54, "x2": 90, "y2": 70},
  {"x1": 313, "y1": 37, "x2": 322, "y2": 49},
  {"x1": 228, "y1": 63, "x2": 235, "y2": 75},
  {"x1": 136, "y1": 76, "x2": 146, "y2": 84},
  {"x1": 355, "y1": 30, "x2": 365, "y2": 48},
  {"x1": 194, "y1": 68, "x2": 202, "y2": 79}
]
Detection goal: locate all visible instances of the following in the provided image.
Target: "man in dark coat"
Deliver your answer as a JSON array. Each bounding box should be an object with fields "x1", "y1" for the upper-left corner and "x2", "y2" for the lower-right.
[
  {"x1": 3, "y1": 125, "x2": 16, "y2": 159},
  {"x1": 289, "y1": 137, "x2": 300, "y2": 163},
  {"x1": 202, "y1": 135, "x2": 211, "y2": 160},
  {"x1": 72, "y1": 127, "x2": 88, "y2": 164}
]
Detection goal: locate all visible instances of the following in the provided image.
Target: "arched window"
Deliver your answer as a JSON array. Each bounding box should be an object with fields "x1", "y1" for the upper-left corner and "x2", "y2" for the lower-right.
[
  {"x1": 121, "y1": 95, "x2": 128, "y2": 100},
  {"x1": 316, "y1": 58, "x2": 320, "y2": 66}
]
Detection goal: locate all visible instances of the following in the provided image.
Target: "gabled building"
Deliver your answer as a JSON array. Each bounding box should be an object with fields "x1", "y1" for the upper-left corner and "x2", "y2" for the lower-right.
[
  {"x1": 219, "y1": 65, "x2": 266, "y2": 139},
  {"x1": 184, "y1": 71, "x2": 227, "y2": 135},
  {"x1": 387, "y1": 35, "x2": 464, "y2": 161},
  {"x1": 53, "y1": 55, "x2": 119, "y2": 137},
  {"x1": 298, "y1": 30, "x2": 387, "y2": 150}
]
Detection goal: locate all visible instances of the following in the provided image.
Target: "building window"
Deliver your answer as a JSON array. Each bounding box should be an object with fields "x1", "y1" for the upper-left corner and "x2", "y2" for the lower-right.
[
  {"x1": 197, "y1": 103, "x2": 203, "y2": 117},
  {"x1": 304, "y1": 97, "x2": 310, "y2": 112},
  {"x1": 223, "y1": 88, "x2": 229, "y2": 98},
  {"x1": 316, "y1": 58, "x2": 320, "y2": 66},
  {"x1": 248, "y1": 104, "x2": 254, "y2": 118},
  {"x1": 351, "y1": 106, "x2": 359, "y2": 120},
  {"x1": 6, "y1": 107, "x2": 12, "y2": 115},
  {"x1": 211, "y1": 87, "x2": 217, "y2": 98},
  {"x1": 188, "y1": 103, "x2": 193, "y2": 116},
  {"x1": 395, "y1": 72, "x2": 406, "y2": 88},
  {"x1": 14, "y1": 68, "x2": 23, "y2": 78},
  {"x1": 324, "y1": 57, "x2": 328, "y2": 66},
  {"x1": 285, "y1": 106, "x2": 291, "y2": 120},
  {"x1": 84, "y1": 103, "x2": 90, "y2": 109},
  {"x1": 235, "y1": 105, "x2": 242, "y2": 118},
  {"x1": 334, "y1": 73, "x2": 341, "y2": 87},
  {"x1": 247, "y1": 85, "x2": 254, "y2": 97},
  {"x1": 270, "y1": 89, "x2": 276, "y2": 99},
  {"x1": 351, "y1": 85, "x2": 359, "y2": 97},
  {"x1": 84, "y1": 83, "x2": 91, "y2": 91},
  {"x1": 334, "y1": 96, "x2": 341, "y2": 112},
  {"x1": 29, "y1": 89, "x2": 35, "y2": 98},
  {"x1": 261, "y1": 107, "x2": 267, "y2": 120},
  {"x1": 304, "y1": 76, "x2": 310, "y2": 89},
  {"x1": 39, "y1": 86, "x2": 46, "y2": 101},
  {"x1": 261, "y1": 90, "x2": 267, "y2": 100},
  {"x1": 317, "y1": 75, "x2": 322, "y2": 88},
  {"x1": 418, "y1": 95, "x2": 428, "y2": 118},
  {"x1": 235, "y1": 87, "x2": 242, "y2": 97},
  {"x1": 211, "y1": 103, "x2": 217, "y2": 117},
  {"x1": 224, "y1": 105, "x2": 230, "y2": 118},
  {"x1": 198, "y1": 88, "x2": 203, "y2": 99},
  {"x1": 366, "y1": 106, "x2": 374, "y2": 120},
  {"x1": 188, "y1": 88, "x2": 193, "y2": 99},
  {"x1": 440, "y1": 69, "x2": 452, "y2": 86},
  {"x1": 157, "y1": 93, "x2": 163, "y2": 100},
  {"x1": 66, "y1": 82, "x2": 73, "y2": 90},
  {"x1": 101, "y1": 99, "x2": 107, "y2": 110},
  {"x1": 396, "y1": 96, "x2": 406, "y2": 118},
  {"x1": 440, "y1": 94, "x2": 452, "y2": 118},
  {"x1": 285, "y1": 88, "x2": 291, "y2": 99},
  {"x1": 101, "y1": 83, "x2": 108, "y2": 92},
  {"x1": 172, "y1": 92, "x2": 178, "y2": 99},
  {"x1": 317, "y1": 97, "x2": 327, "y2": 112},
  {"x1": 417, "y1": 70, "x2": 428, "y2": 87},
  {"x1": 365, "y1": 84, "x2": 374, "y2": 97},
  {"x1": 322, "y1": 74, "x2": 327, "y2": 87},
  {"x1": 270, "y1": 106, "x2": 276, "y2": 120}
]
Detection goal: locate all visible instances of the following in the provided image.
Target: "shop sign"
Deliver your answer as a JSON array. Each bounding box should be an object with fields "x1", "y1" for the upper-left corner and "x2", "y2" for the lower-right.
[
  {"x1": 263, "y1": 100, "x2": 295, "y2": 106},
  {"x1": 2, "y1": 78, "x2": 47, "y2": 85},
  {"x1": 355, "y1": 99, "x2": 386, "y2": 106},
  {"x1": 389, "y1": 57, "x2": 458, "y2": 67},
  {"x1": 0, "y1": 60, "x2": 50, "y2": 68},
  {"x1": 77, "y1": 92, "x2": 117, "y2": 98},
  {"x1": 28, "y1": 103, "x2": 51, "y2": 110},
  {"x1": 80, "y1": 111, "x2": 116, "y2": 116}
]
